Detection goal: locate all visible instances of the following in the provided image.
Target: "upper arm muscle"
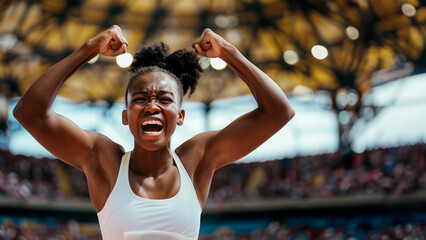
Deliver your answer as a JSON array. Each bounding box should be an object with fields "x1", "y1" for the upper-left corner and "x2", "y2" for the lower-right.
[
  {"x1": 203, "y1": 108, "x2": 290, "y2": 169},
  {"x1": 19, "y1": 110, "x2": 98, "y2": 171}
]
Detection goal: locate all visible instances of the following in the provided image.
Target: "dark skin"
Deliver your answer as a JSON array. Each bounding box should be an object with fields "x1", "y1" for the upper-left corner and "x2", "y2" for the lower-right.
[{"x1": 13, "y1": 25, "x2": 295, "y2": 212}]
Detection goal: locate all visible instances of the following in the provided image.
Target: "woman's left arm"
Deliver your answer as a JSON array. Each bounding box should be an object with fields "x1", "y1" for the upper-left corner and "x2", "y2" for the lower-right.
[{"x1": 190, "y1": 29, "x2": 295, "y2": 169}]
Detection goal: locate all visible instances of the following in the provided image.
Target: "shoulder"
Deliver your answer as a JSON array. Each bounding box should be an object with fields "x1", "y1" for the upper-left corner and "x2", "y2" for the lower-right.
[
  {"x1": 84, "y1": 130, "x2": 125, "y2": 177},
  {"x1": 175, "y1": 131, "x2": 219, "y2": 177},
  {"x1": 81, "y1": 131, "x2": 125, "y2": 212}
]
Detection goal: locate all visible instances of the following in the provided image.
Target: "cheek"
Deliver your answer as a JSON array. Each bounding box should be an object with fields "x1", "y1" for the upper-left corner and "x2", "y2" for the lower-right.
[
  {"x1": 164, "y1": 107, "x2": 181, "y2": 123},
  {"x1": 127, "y1": 106, "x2": 142, "y2": 121}
]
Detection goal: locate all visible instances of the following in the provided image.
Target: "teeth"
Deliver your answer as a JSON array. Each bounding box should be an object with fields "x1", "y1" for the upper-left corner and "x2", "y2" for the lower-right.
[
  {"x1": 142, "y1": 120, "x2": 163, "y2": 126},
  {"x1": 144, "y1": 131, "x2": 161, "y2": 136}
]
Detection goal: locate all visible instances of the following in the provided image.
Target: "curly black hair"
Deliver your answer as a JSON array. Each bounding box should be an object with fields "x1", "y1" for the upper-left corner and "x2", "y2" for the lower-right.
[{"x1": 125, "y1": 42, "x2": 203, "y2": 105}]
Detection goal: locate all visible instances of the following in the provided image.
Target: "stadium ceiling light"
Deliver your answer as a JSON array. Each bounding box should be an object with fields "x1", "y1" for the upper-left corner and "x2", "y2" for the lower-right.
[
  {"x1": 283, "y1": 50, "x2": 299, "y2": 65},
  {"x1": 345, "y1": 26, "x2": 359, "y2": 40},
  {"x1": 116, "y1": 53, "x2": 133, "y2": 68},
  {"x1": 347, "y1": 89, "x2": 359, "y2": 106},
  {"x1": 336, "y1": 88, "x2": 349, "y2": 109},
  {"x1": 311, "y1": 45, "x2": 328, "y2": 60},
  {"x1": 402, "y1": 3, "x2": 416, "y2": 17},
  {"x1": 215, "y1": 15, "x2": 229, "y2": 28},
  {"x1": 226, "y1": 29, "x2": 242, "y2": 44},
  {"x1": 292, "y1": 85, "x2": 312, "y2": 96},
  {"x1": 210, "y1": 57, "x2": 227, "y2": 70}
]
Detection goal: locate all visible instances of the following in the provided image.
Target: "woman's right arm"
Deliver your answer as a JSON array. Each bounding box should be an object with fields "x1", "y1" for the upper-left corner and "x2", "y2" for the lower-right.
[{"x1": 13, "y1": 25, "x2": 128, "y2": 172}]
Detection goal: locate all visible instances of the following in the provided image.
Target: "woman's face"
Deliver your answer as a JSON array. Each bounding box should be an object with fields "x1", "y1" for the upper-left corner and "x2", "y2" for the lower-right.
[{"x1": 122, "y1": 71, "x2": 184, "y2": 151}]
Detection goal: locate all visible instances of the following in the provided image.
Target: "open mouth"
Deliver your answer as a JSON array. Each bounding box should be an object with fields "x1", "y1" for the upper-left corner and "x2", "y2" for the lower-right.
[{"x1": 141, "y1": 119, "x2": 163, "y2": 135}]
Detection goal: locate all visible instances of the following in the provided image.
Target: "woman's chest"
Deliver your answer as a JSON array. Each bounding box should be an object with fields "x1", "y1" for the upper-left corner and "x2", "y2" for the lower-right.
[{"x1": 105, "y1": 195, "x2": 200, "y2": 235}]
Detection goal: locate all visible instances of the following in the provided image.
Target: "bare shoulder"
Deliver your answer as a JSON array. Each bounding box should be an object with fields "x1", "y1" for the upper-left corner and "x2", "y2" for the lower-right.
[
  {"x1": 176, "y1": 131, "x2": 220, "y2": 207},
  {"x1": 84, "y1": 130, "x2": 125, "y2": 178},
  {"x1": 82, "y1": 131, "x2": 125, "y2": 211},
  {"x1": 175, "y1": 131, "x2": 218, "y2": 178}
]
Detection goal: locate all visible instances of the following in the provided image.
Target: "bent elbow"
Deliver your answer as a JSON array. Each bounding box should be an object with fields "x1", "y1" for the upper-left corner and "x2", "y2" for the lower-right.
[
  {"x1": 274, "y1": 104, "x2": 295, "y2": 128},
  {"x1": 288, "y1": 107, "x2": 296, "y2": 121},
  {"x1": 283, "y1": 107, "x2": 295, "y2": 124},
  {"x1": 12, "y1": 101, "x2": 36, "y2": 125},
  {"x1": 13, "y1": 103, "x2": 23, "y2": 122}
]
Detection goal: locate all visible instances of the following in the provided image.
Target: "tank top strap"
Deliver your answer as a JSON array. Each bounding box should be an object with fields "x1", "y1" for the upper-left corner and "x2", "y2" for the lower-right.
[
  {"x1": 120, "y1": 151, "x2": 131, "y2": 178},
  {"x1": 173, "y1": 151, "x2": 202, "y2": 213},
  {"x1": 97, "y1": 151, "x2": 131, "y2": 216},
  {"x1": 172, "y1": 151, "x2": 191, "y2": 184}
]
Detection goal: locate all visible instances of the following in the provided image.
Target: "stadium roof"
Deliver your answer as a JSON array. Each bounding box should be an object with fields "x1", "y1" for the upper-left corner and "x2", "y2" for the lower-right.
[{"x1": 1, "y1": 0, "x2": 426, "y2": 158}]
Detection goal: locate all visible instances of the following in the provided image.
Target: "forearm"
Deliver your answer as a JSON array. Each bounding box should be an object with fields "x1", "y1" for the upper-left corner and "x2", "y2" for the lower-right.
[
  {"x1": 220, "y1": 44, "x2": 294, "y2": 119},
  {"x1": 13, "y1": 43, "x2": 98, "y2": 121}
]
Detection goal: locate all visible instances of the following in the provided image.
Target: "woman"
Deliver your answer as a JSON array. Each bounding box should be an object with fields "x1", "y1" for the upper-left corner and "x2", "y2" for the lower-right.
[{"x1": 13, "y1": 25, "x2": 295, "y2": 239}]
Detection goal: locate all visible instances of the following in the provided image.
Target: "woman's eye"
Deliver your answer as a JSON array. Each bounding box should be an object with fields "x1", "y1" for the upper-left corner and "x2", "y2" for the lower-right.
[
  {"x1": 160, "y1": 98, "x2": 173, "y2": 104},
  {"x1": 134, "y1": 97, "x2": 147, "y2": 102}
]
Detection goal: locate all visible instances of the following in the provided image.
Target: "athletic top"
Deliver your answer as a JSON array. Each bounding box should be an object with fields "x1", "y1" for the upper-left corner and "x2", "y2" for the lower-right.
[{"x1": 97, "y1": 151, "x2": 202, "y2": 240}]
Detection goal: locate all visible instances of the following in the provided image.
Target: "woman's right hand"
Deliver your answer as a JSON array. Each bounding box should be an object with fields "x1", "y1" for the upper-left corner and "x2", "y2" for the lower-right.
[{"x1": 87, "y1": 25, "x2": 128, "y2": 56}]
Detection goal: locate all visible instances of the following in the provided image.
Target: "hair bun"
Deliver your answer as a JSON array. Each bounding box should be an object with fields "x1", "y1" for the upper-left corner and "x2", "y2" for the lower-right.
[
  {"x1": 130, "y1": 42, "x2": 170, "y2": 73},
  {"x1": 130, "y1": 42, "x2": 203, "y2": 96},
  {"x1": 165, "y1": 50, "x2": 202, "y2": 96}
]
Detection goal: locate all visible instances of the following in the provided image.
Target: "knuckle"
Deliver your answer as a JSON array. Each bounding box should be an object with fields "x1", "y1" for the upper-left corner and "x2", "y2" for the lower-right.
[{"x1": 204, "y1": 28, "x2": 213, "y2": 34}]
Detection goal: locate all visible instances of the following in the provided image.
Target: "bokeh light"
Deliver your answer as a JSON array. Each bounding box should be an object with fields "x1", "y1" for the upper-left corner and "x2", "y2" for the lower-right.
[
  {"x1": 311, "y1": 45, "x2": 328, "y2": 60},
  {"x1": 402, "y1": 3, "x2": 416, "y2": 17},
  {"x1": 116, "y1": 53, "x2": 133, "y2": 68},
  {"x1": 210, "y1": 57, "x2": 227, "y2": 70},
  {"x1": 283, "y1": 50, "x2": 299, "y2": 65},
  {"x1": 346, "y1": 26, "x2": 359, "y2": 40}
]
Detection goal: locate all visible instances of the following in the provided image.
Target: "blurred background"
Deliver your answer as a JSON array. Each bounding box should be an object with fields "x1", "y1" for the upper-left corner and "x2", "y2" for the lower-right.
[{"x1": 1, "y1": 0, "x2": 426, "y2": 239}]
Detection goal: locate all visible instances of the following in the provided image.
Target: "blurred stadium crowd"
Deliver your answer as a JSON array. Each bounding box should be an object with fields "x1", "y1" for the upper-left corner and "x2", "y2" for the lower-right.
[
  {"x1": 0, "y1": 218, "x2": 101, "y2": 240},
  {"x1": 1, "y1": 144, "x2": 425, "y2": 202},
  {"x1": 0, "y1": 143, "x2": 425, "y2": 239},
  {"x1": 0, "y1": 215, "x2": 425, "y2": 240},
  {"x1": 208, "y1": 144, "x2": 426, "y2": 203},
  {"x1": 199, "y1": 219, "x2": 426, "y2": 240}
]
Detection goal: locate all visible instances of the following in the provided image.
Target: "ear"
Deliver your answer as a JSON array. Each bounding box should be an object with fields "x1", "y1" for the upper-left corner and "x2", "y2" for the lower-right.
[
  {"x1": 122, "y1": 110, "x2": 128, "y2": 125},
  {"x1": 177, "y1": 109, "x2": 185, "y2": 126}
]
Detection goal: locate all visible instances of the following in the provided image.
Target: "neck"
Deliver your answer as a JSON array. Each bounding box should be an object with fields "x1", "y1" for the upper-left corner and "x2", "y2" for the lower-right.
[{"x1": 130, "y1": 145, "x2": 174, "y2": 178}]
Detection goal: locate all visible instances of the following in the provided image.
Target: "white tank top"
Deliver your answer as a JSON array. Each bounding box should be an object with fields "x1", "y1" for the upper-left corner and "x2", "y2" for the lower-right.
[{"x1": 97, "y1": 151, "x2": 202, "y2": 240}]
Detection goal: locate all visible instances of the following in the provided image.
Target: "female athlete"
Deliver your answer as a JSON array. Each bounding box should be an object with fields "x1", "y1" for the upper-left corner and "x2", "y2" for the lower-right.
[{"x1": 13, "y1": 25, "x2": 295, "y2": 239}]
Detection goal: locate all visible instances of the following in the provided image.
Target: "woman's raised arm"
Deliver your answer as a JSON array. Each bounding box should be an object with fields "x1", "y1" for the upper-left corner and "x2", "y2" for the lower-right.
[
  {"x1": 188, "y1": 29, "x2": 295, "y2": 170},
  {"x1": 13, "y1": 25, "x2": 128, "y2": 171}
]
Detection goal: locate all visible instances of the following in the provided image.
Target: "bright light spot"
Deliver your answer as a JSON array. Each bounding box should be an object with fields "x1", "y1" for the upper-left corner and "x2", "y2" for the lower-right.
[
  {"x1": 292, "y1": 85, "x2": 313, "y2": 96},
  {"x1": 283, "y1": 50, "x2": 299, "y2": 65},
  {"x1": 336, "y1": 88, "x2": 348, "y2": 109},
  {"x1": 88, "y1": 54, "x2": 99, "y2": 64},
  {"x1": 226, "y1": 29, "x2": 242, "y2": 44},
  {"x1": 338, "y1": 111, "x2": 350, "y2": 125},
  {"x1": 311, "y1": 45, "x2": 328, "y2": 60},
  {"x1": 215, "y1": 15, "x2": 229, "y2": 28},
  {"x1": 210, "y1": 58, "x2": 227, "y2": 70},
  {"x1": 345, "y1": 26, "x2": 359, "y2": 40},
  {"x1": 0, "y1": 33, "x2": 18, "y2": 50},
  {"x1": 402, "y1": 3, "x2": 416, "y2": 17},
  {"x1": 116, "y1": 53, "x2": 133, "y2": 68},
  {"x1": 347, "y1": 89, "x2": 359, "y2": 106}
]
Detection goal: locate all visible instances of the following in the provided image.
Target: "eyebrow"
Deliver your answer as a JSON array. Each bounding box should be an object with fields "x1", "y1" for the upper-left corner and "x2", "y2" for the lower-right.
[{"x1": 131, "y1": 90, "x2": 174, "y2": 97}]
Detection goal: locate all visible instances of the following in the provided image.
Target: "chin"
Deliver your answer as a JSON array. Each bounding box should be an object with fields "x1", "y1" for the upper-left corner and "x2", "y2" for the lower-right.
[{"x1": 138, "y1": 139, "x2": 171, "y2": 152}]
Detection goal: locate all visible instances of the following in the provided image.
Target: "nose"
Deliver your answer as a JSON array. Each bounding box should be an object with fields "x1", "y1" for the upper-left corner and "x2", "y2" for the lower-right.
[{"x1": 144, "y1": 100, "x2": 160, "y2": 114}]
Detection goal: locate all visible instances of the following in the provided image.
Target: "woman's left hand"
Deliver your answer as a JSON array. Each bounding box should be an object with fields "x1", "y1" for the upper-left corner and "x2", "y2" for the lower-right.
[{"x1": 191, "y1": 29, "x2": 229, "y2": 59}]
